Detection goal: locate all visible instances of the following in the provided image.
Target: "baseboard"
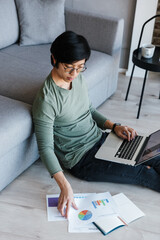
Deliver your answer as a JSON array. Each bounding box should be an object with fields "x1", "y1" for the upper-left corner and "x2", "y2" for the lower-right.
[{"x1": 119, "y1": 68, "x2": 127, "y2": 73}]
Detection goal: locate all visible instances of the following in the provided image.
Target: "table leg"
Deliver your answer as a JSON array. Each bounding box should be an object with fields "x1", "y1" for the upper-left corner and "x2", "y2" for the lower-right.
[
  {"x1": 125, "y1": 64, "x2": 135, "y2": 101},
  {"x1": 137, "y1": 70, "x2": 148, "y2": 119}
]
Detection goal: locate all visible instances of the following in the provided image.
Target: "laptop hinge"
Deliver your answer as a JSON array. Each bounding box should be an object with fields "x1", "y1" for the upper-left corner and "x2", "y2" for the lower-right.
[{"x1": 135, "y1": 136, "x2": 150, "y2": 164}]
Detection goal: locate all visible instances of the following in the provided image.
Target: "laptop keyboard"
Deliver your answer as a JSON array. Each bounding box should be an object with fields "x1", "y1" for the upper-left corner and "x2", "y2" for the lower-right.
[{"x1": 114, "y1": 135, "x2": 143, "y2": 160}]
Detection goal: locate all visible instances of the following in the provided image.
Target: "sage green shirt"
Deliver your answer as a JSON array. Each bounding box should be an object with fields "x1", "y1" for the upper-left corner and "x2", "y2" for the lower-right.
[{"x1": 32, "y1": 73, "x2": 108, "y2": 176}]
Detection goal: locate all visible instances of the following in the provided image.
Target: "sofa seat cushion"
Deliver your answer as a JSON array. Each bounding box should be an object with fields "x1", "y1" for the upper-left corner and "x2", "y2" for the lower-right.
[
  {"x1": 0, "y1": 0, "x2": 19, "y2": 49},
  {"x1": 0, "y1": 44, "x2": 114, "y2": 106},
  {"x1": 0, "y1": 95, "x2": 33, "y2": 158}
]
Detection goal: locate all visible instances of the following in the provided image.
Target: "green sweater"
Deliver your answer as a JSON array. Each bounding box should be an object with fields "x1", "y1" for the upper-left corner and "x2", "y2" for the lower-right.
[{"x1": 32, "y1": 73, "x2": 108, "y2": 176}]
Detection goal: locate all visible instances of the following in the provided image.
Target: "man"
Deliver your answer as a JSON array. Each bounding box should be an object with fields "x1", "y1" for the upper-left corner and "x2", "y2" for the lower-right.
[{"x1": 32, "y1": 31, "x2": 160, "y2": 219}]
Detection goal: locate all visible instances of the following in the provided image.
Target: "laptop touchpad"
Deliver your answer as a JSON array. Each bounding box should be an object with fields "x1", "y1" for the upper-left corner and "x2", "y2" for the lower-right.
[{"x1": 104, "y1": 132, "x2": 123, "y2": 148}]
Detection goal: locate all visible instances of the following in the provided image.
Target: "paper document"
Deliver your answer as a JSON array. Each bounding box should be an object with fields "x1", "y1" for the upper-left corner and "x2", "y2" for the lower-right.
[
  {"x1": 113, "y1": 193, "x2": 145, "y2": 224},
  {"x1": 93, "y1": 193, "x2": 145, "y2": 235},
  {"x1": 68, "y1": 192, "x2": 118, "y2": 232},
  {"x1": 46, "y1": 192, "x2": 145, "y2": 234},
  {"x1": 46, "y1": 193, "x2": 98, "y2": 233},
  {"x1": 68, "y1": 192, "x2": 117, "y2": 226},
  {"x1": 46, "y1": 193, "x2": 91, "y2": 221}
]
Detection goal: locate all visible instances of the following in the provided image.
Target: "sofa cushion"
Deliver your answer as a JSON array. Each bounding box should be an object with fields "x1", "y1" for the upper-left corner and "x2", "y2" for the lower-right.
[
  {"x1": 84, "y1": 50, "x2": 114, "y2": 91},
  {"x1": 0, "y1": 44, "x2": 113, "y2": 106},
  {"x1": 0, "y1": 44, "x2": 51, "y2": 104},
  {"x1": 0, "y1": 95, "x2": 33, "y2": 158},
  {"x1": 84, "y1": 50, "x2": 117, "y2": 107},
  {"x1": 0, "y1": 0, "x2": 19, "y2": 49},
  {"x1": 15, "y1": 0, "x2": 65, "y2": 46}
]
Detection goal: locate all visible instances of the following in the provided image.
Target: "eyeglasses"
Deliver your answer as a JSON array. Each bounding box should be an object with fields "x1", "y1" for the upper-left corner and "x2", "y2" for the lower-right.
[{"x1": 62, "y1": 63, "x2": 87, "y2": 73}]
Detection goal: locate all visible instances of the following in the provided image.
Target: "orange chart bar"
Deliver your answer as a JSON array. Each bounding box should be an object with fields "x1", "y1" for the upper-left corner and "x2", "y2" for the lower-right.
[{"x1": 92, "y1": 199, "x2": 109, "y2": 208}]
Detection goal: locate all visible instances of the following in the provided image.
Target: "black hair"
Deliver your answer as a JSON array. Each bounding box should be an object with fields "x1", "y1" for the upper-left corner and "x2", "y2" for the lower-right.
[{"x1": 50, "y1": 31, "x2": 91, "y2": 67}]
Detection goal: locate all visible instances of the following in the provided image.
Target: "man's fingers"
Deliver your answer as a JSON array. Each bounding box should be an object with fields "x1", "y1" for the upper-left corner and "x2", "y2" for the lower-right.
[
  {"x1": 63, "y1": 200, "x2": 78, "y2": 219},
  {"x1": 72, "y1": 201, "x2": 78, "y2": 210},
  {"x1": 65, "y1": 200, "x2": 78, "y2": 218},
  {"x1": 129, "y1": 128, "x2": 137, "y2": 140},
  {"x1": 123, "y1": 127, "x2": 137, "y2": 141},
  {"x1": 65, "y1": 201, "x2": 71, "y2": 219},
  {"x1": 58, "y1": 198, "x2": 66, "y2": 217},
  {"x1": 116, "y1": 125, "x2": 137, "y2": 142},
  {"x1": 58, "y1": 204, "x2": 65, "y2": 217}
]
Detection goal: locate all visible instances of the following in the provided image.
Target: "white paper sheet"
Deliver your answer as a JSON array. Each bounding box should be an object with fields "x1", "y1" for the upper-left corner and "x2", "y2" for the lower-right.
[
  {"x1": 68, "y1": 192, "x2": 118, "y2": 232},
  {"x1": 46, "y1": 193, "x2": 94, "y2": 221},
  {"x1": 46, "y1": 193, "x2": 98, "y2": 233},
  {"x1": 113, "y1": 193, "x2": 145, "y2": 224},
  {"x1": 93, "y1": 214, "x2": 125, "y2": 235},
  {"x1": 68, "y1": 222, "x2": 98, "y2": 233}
]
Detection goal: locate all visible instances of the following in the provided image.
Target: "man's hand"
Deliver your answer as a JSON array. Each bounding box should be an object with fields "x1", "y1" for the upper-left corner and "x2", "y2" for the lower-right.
[
  {"x1": 114, "y1": 125, "x2": 137, "y2": 141},
  {"x1": 54, "y1": 171, "x2": 78, "y2": 219},
  {"x1": 104, "y1": 120, "x2": 137, "y2": 141},
  {"x1": 57, "y1": 182, "x2": 78, "y2": 219}
]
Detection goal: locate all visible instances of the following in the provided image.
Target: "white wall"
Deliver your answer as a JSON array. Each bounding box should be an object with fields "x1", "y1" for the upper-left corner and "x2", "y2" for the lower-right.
[
  {"x1": 126, "y1": 0, "x2": 158, "y2": 77},
  {"x1": 65, "y1": 0, "x2": 137, "y2": 69}
]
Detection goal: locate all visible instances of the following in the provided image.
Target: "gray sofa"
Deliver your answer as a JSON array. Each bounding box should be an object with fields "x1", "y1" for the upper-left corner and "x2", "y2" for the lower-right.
[{"x1": 0, "y1": 0, "x2": 124, "y2": 191}]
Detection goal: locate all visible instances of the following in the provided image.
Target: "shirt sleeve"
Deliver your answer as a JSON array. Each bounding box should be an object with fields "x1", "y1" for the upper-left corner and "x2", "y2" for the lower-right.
[
  {"x1": 32, "y1": 97, "x2": 62, "y2": 176},
  {"x1": 89, "y1": 102, "x2": 108, "y2": 130}
]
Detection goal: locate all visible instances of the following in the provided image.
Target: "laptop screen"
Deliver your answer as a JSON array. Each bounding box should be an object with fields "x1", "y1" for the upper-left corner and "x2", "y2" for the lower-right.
[{"x1": 138, "y1": 129, "x2": 160, "y2": 164}]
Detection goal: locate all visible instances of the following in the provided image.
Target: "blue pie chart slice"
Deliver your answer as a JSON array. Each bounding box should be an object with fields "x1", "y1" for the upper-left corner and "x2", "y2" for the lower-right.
[{"x1": 78, "y1": 210, "x2": 92, "y2": 221}]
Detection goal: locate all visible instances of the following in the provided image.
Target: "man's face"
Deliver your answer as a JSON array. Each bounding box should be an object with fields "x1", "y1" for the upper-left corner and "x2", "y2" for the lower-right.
[{"x1": 56, "y1": 59, "x2": 86, "y2": 83}]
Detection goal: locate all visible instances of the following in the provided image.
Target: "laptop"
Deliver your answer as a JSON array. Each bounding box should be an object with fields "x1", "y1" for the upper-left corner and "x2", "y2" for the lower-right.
[{"x1": 95, "y1": 129, "x2": 160, "y2": 166}]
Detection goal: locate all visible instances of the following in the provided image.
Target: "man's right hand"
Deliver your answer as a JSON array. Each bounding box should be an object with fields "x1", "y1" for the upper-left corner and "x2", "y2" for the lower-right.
[
  {"x1": 58, "y1": 183, "x2": 78, "y2": 218},
  {"x1": 54, "y1": 171, "x2": 78, "y2": 219}
]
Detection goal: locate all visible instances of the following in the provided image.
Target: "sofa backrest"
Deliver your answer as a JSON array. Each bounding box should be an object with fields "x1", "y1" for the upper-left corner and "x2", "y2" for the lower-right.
[
  {"x1": 0, "y1": 0, "x2": 66, "y2": 49},
  {"x1": 0, "y1": 0, "x2": 19, "y2": 49}
]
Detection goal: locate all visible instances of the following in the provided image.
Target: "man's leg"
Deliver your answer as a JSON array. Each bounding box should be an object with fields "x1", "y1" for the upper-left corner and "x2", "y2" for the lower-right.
[
  {"x1": 143, "y1": 155, "x2": 160, "y2": 174},
  {"x1": 70, "y1": 136, "x2": 160, "y2": 192}
]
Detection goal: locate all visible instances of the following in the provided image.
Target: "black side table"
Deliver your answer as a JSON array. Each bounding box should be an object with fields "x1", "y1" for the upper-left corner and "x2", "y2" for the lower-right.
[
  {"x1": 125, "y1": 46, "x2": 160, "y2": 119},
  {"x1": 125, "y1": 15, "x2": 160, "y2": 119}
]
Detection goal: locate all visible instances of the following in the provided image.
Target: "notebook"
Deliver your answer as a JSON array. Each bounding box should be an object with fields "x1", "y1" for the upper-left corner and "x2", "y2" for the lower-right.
[{"x1": 95, "y1": 129, "x2": 160, "y2": 166}]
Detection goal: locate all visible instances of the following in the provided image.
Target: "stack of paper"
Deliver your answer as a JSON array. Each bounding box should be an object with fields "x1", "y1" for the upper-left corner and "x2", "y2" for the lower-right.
[{"x1": 46, "y1": 192, "x2": 145, "y2": 235}]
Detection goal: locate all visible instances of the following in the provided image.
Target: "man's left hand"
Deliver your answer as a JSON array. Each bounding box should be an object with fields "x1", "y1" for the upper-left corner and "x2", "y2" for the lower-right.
[{"x1": 114, "y1": 125, "x2": 137, "y2": 141}]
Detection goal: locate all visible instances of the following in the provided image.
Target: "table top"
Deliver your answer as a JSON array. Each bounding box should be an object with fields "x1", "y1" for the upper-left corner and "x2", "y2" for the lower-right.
[{"x1": 132, "y1": 46, "x2": 160, "y2": 72}]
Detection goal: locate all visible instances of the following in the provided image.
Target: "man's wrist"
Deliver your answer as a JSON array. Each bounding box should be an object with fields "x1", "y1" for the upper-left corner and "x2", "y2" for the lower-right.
[
  {"x1": 112, "y1": 123, "x2": 121, "y2": 133},
  {"x1": 53, "y1": 171, "x2": 70, "y2": 190},
  {"x1": 104, "y1": 120, "x2": 114, "y2": 130}
]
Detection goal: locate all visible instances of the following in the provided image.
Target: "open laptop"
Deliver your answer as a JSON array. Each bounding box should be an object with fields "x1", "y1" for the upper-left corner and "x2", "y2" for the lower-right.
[{"x1": 95, "y1": 129, "x2": 160, "y2": 166}]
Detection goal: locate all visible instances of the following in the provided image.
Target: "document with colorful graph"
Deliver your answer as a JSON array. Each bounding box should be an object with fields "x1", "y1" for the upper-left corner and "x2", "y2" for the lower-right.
[
  {"x1": 46, "y1": 192, "x2": 144, "y2": 234},
  {"x1": 46, "y1": 193, "x2": 99, "y2": 233},
  {"x1": 93, "y1": 193, "x2": 145, "y2": 235},
  {"x1": 46, "y1": 193, "x2": 95, "y2": 221},
  {"x1": 68, "y1": 192, "x2": 118, "y2": 232}
]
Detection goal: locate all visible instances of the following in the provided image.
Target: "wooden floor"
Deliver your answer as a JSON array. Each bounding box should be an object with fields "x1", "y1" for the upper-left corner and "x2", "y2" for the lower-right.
[{"x1": 0, "y1": 73, "x2": 160, "y2": 240}]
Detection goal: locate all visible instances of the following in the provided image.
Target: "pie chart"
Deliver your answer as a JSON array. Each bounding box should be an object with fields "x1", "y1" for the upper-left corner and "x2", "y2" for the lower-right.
[{"x1": 78, "y1": 210, "x2": 92, "y2": 221}]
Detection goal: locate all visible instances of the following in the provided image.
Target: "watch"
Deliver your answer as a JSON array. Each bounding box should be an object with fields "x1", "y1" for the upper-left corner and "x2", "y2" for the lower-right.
[{"x1": 112, "y1": 123, "x2": 121, "y2": 133}]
